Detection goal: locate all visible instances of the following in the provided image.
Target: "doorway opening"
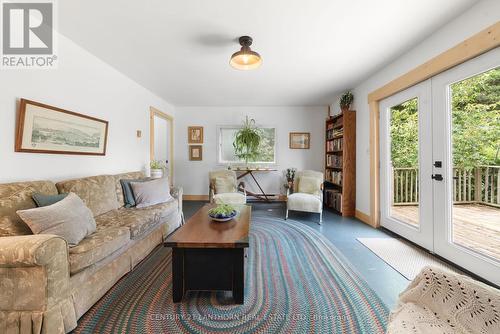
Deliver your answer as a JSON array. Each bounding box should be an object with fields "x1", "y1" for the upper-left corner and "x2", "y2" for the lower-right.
[{"x1": 150, "y1": 107, "x2": 174, "y2": 183}]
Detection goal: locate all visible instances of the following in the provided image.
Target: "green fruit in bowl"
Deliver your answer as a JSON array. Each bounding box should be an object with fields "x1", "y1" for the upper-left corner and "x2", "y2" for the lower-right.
[{"x1": 208, "y1": 203, "x2": 237, "y2": 220}]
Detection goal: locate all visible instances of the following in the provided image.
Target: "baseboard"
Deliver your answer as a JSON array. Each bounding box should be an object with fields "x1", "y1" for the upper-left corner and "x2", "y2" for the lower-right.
[
  {"x1": 184, "y1": 195, "x2": 209, "y2": 201},
  {"x1": 184, "y1": 195, "x2": 288, "y2": 202},
  {"x1": 355, "y1": 210, "x2": 374, "y2": 227}
]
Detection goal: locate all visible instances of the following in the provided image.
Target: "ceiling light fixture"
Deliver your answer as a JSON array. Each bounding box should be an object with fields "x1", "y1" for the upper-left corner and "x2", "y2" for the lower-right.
[{"x1": 230, "y1": 36, "x2": 262, "y2": 70}]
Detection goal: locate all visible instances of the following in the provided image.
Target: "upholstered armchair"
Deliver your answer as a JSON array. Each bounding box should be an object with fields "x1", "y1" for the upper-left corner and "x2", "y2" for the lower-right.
[
  {"x1": 285, "y1": 170, "x2": 324, "y2": 224},
  {"x1": 209, "y1": 170, "x2": 246, "y2": 205}
]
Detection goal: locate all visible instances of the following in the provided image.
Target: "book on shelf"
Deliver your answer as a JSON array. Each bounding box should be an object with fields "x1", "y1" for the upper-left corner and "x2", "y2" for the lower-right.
[
  {"x1": 325, "y1": 169, "x2": 342, "y2": 185},
  {"x1": 325, "y1": 189, "x2": 343, "y2": 212},
  {"x1": 326, "y1": 128, "x2": 343, "y2": 140},
  {"x1": 327, "y1": 138, "x2": 343, "y2": 152},
  {"x1": 326, "y1": 154, "x2": 342, "y2": 168}
]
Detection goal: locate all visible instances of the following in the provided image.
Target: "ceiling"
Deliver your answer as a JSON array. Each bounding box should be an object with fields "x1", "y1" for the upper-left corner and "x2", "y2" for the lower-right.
[{"x1": 58, "y1": 0, "x2": 478, "y2": 106}]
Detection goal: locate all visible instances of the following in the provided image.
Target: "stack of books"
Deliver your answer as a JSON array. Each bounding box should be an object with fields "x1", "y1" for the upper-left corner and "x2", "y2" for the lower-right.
[{"x1": 325, "y1": 189, "x2": 343, "y2": 212}]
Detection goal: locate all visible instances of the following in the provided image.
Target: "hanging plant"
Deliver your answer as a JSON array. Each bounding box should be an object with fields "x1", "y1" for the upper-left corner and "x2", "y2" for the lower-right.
[
  {"x1": 339, "y1": 91, "x2": 354, "y2": 111},
  {"x1": 233, "y1": 116, "x2": 262, "y2": 164}
]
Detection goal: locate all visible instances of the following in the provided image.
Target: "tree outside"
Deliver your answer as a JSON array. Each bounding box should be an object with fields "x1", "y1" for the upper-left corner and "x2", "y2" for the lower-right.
[{"x1": 390, "y1": 67, "x2": 500, "y2": 169}]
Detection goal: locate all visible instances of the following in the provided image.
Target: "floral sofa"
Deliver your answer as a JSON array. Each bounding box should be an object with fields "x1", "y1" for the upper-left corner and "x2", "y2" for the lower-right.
[{"x1": 0, "y1": 172, "x2": 183, "y2": 334}]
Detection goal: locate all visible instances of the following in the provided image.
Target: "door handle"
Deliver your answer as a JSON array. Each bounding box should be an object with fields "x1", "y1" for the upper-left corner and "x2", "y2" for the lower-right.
[{"x1": 431, "y1": 174, "x2": 443, "y2": 181}]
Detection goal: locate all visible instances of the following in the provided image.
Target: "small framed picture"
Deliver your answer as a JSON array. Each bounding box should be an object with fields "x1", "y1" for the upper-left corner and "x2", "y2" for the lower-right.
[
  {"x1": 188, "y1": 126, "x2": 203, "y2": 144},
  {"x1": 289, "y1": 132, "x2": 310, "y2": 149},
  {"x1": 189, "y1": 145, "x2": 203, "y2": 161}
]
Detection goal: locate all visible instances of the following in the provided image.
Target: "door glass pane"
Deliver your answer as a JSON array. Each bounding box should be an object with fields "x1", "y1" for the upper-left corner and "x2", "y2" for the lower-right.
[
  {"x1": 450, "y1": 67, "x2": 500, "y2": 261},
  {"x1": 389, "y1": 97, "x2": 420, "y2": 227}
]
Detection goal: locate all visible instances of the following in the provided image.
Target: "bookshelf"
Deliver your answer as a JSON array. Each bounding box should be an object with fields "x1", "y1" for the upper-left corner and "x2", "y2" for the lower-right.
[{"x1": 324, "y1": 110, "x2": 356, "y2": 216}]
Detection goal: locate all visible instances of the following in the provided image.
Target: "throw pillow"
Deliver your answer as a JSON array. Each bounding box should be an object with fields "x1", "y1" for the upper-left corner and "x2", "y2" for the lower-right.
[
  {"x1": 120, "y1": 178, "x2": 151, "y2": 207},
  {"x1": 298, "y1": 176, "x2": 322, "y2": 195},
  {"x1": 130, "y1": 177, "x2": 172, "y2": 209},
  {"x1": 32, "y1": 192, "x2": 68, "y2": 207},
  {"x1": 215, "y1": 176, "x2": 236, "y2": 194},
  {"x1": 17, "y1": 193, "x2": 96, "y2": 247}
]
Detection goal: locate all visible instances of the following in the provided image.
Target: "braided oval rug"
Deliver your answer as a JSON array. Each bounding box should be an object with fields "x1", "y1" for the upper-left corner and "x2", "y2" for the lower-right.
[{"x1": 73, "y1": 216, "x2": 389, "y2": 334}]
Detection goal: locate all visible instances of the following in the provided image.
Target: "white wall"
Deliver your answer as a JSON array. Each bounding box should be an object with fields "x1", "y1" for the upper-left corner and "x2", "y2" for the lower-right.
[
  {"x1": 336, "y1": 0, "x2": 500, "y2": 215},
  {"x1": 0, "y1": 33, "x2": 175, "y2": 183},
  {"x1": 175, "y1": 106, "x2": 327, "y2": 196}
]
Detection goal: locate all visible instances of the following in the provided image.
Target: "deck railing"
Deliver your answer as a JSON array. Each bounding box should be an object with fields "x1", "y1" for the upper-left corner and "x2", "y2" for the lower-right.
[{"x1": 392, "y1": 166, "x2": 500, "y2": 207}]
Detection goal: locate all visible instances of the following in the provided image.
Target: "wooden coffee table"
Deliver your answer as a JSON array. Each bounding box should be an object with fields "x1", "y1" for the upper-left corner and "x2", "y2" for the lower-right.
[{"x1": 164, "y1": 204, "x2": 250, "y2": 304}]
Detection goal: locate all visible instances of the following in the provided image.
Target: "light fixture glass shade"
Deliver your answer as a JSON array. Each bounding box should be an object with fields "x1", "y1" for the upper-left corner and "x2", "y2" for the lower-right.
[{"x1": 230, "y1": 47, "x2": 262, "y2": 70}]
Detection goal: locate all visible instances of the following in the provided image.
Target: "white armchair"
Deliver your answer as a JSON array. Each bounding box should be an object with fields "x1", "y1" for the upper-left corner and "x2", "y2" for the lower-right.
[
  {"x1": 285, "y1": 170, "x2": 324, "y2": 224},
  {"x1": 209, "y1": 170, "x2": 246, "y2": 205}
]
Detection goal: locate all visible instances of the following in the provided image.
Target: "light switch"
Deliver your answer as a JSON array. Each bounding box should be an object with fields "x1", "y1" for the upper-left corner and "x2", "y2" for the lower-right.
[{"x1": 136, "y1": 130, "x2": 142, "y2": 138}]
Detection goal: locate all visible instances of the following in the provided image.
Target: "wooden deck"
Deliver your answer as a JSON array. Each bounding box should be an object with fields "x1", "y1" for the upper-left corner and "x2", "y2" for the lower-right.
[{"x1": 391, "y1": 204, "x2": 500, "y2": 261}]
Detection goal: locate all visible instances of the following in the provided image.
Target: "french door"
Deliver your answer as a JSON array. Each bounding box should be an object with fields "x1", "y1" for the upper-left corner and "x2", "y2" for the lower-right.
[
  {"x1": 380, "y1": 80, "x2": 434, "y2": 250},
  {"x1": 432, "y1": 48, "x2": 500, "y2": 285},
  {"x1": 380, "y1": 47, "x2": 500, "y2": 285}
]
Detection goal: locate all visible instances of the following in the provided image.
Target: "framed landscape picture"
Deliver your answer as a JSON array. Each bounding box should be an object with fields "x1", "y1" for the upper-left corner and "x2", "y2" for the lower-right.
[
  {"x1": 289, "y1": 132, "x2": 310, "y2": 149},
  {"x1": 189, "y1": 145, "x2": 203, "y2": 161},
  {"x1": 188, "y1": 126, "x2": 203, "y2": 144},
  {"x1": 15, "y1": 99, "x2": 108, "y2": 155}
]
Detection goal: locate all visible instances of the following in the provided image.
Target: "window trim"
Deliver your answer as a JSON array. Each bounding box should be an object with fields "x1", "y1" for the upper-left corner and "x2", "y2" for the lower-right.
[{"x1": 216, "y1": 125, "x2": 278, "y2": 165}]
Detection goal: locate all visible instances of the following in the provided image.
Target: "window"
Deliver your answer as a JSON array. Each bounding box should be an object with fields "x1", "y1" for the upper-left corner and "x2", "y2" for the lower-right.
[{"x1": 217, "y1": 126, "x2": 276, "y2": 164}]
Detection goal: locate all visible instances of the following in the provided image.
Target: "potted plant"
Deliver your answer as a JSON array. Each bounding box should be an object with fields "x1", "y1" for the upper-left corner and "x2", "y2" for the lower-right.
[
  {"x1": 285, "y1": 168, "x2": 297, "y2": 192},
  {"x1": 233, "y1": 116, "x2": 262, "y2": 165},
  {"x1": 150, "y1": 160, "x2": 165, "y2": 179},
  {"x1": 339, "y1": 91, "x2": 354, "y2": 112},
  {"x1": 208, "y1": 203, "x2": 237, "y2": 222}
]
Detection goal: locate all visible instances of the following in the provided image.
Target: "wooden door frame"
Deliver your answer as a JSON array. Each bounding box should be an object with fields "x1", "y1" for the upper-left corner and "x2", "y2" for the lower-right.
[
  {"x1": 367, "y1": 22, "x2": 500, "y2": 228},
  {"x1": 150, "y1": 106, "x2": 174, "y2": 183}
]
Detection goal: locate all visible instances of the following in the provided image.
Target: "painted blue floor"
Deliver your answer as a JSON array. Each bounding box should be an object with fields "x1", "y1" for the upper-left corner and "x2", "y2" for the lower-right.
[{"x1": 183, "y1": 201, "x2": 409, "y2": 309}]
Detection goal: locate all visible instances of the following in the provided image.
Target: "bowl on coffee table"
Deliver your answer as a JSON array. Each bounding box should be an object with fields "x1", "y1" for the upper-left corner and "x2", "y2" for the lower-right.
[
  {"x1": 208, "y1": 204, "x2": 238, "y2": 223},
  {"x1": 209, "y1": 210, "x2": 237, "y2": 222}
]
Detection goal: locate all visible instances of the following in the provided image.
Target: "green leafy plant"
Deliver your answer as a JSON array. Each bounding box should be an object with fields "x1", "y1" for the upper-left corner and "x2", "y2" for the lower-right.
[
  {"x1": 286, "y1": 168, "x2": 296, "y2": 182},
  {"x1": 208, "y1": 203, "x2": 236, "y2": 217},
  {"x1": 339, "y1": 91, "x2": 354, "y2": 110},
  {"x1": 150, "y1": 160, "x2": 165, "y2": 169},
  {"x1": 233, "y1": 116, "x2": 262, "y2": 164}
]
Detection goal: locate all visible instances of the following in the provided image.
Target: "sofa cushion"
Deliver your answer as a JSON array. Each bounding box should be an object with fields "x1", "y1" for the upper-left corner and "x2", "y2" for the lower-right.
[
  {"x1": 130, "y1": 177, "x2": 172, "y2": 208},
  {"x1": 32, "y1": 192, "x2": 68, "y2": 207},
  {"x1": 113, "y1": 171, "x2": 145, "y2": 207},
  {"x1": 213, "y1": 192, "x2": 246, "y2": 205},
  {"x1": 56, "y1": 175, "x2": 119, "y2": 217},
  {"x1": 95, "y1": 200, "x2": 178, "y2": 239},
  {"x1": 215, "y1": 176, "x2": 236, "y2": 194},
  {"x1": 119, "y1": 178, "x2": 150, "y2": 208},
  {"x1": 298, "y1": 176, "x2": 322, "y2": 195},
  {"x1": 0, "y1": 181, "x2": 58, "y2": 236},
  {"x1": 387, "y1": 302, "x2": 456, "y2": 334},
  {"x1": 69, "y1": 226, "x2": 130, "y2": 274},
  {"x1": 17, "y1": 193, "x2": 97, "y2": 247},
  {"x1": 287, "y1": 193, "x2": 322, "y2": 212}
]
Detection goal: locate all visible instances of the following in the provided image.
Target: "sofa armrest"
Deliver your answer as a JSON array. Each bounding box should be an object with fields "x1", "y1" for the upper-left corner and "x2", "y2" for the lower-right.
[
  {"x1": 237, "y1": 181, "x2": 246, "y2": 197},
  {"x1": 0, "y1": 234, "x2": 66, "y2": 267},
  {"x1": 0, "y1": 235, "x2": 77, "y2": 333},
  {"x1": 209, "y1": 182, "x2": 215, "y2": 203},
  {"x1": 170, "y1": 186, "x2": 183, "y2": 214}
]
